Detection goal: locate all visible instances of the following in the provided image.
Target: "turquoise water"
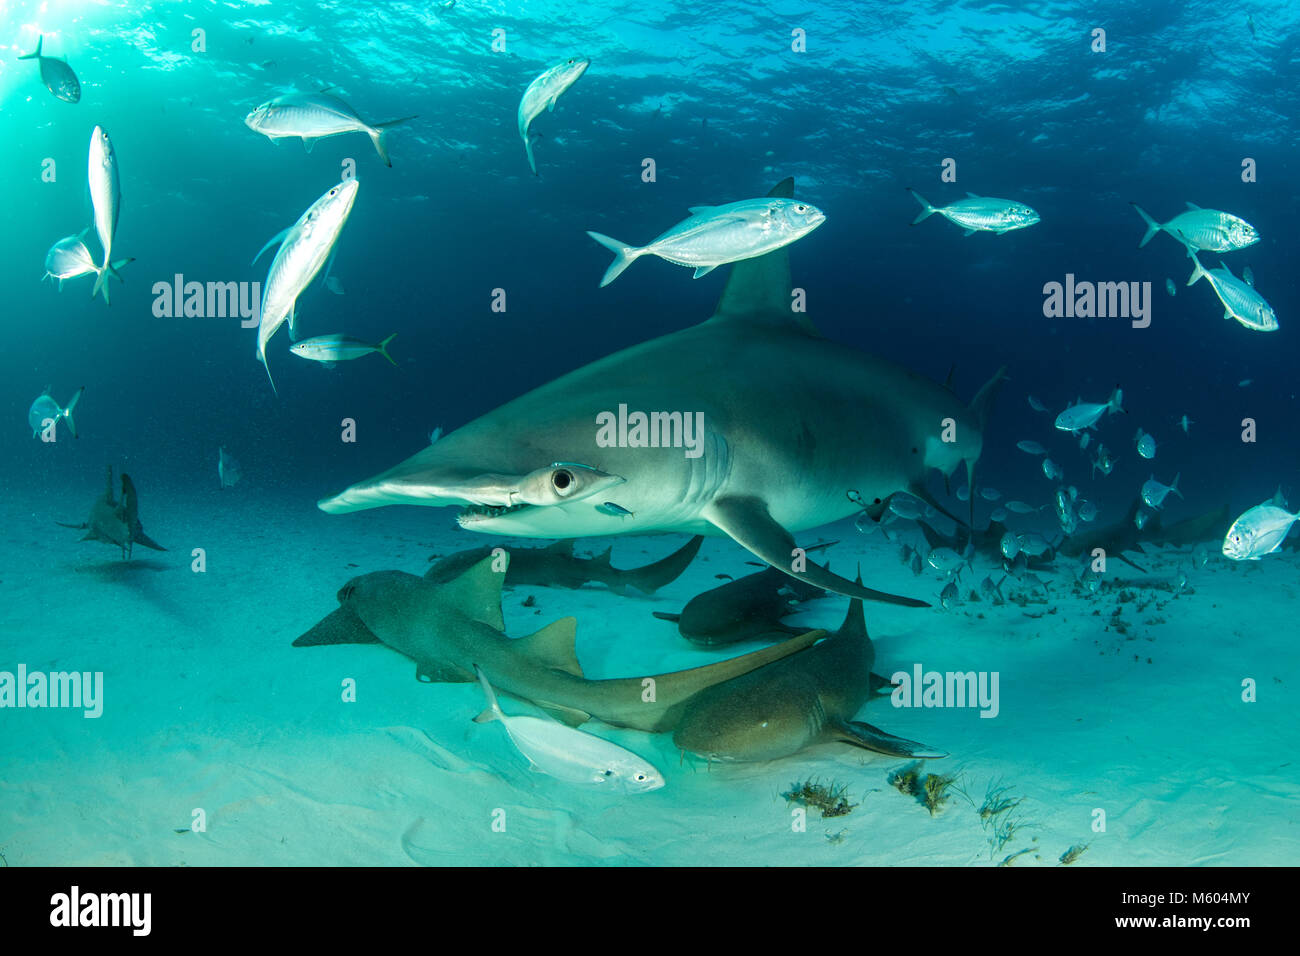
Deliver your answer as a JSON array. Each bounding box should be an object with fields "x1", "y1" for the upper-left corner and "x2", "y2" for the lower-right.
[{"x1": 1, "y1": 1, "x2": 1297, "y2": 866}]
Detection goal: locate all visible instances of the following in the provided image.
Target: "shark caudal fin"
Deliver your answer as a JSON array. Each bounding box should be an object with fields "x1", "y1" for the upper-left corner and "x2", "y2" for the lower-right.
[
  {"x1": 1130, "y1": 202, "x2": 1162, "y2": 248},
  {"x1": 963, "y1": 366, "x2": 1008, "y2": 526},
  {"x1": 18, "y1": 36, "x2": 43, "y2": 60},
  {"x1": 368, "y1": 115, "x2": 417, "y2": 168},
  {"x1": 704, "y1": 495, "x2": 929, "y2": 607},
  {"x1": 292, "y1": 605, "x2": 383, "y2": 646},
  {"x1": 615, "y1": 535, "x2": 704, "y2": 596},
  {"x1": 907, "y1": 188, "x2": 939, "y2": 225},
  {"x1": 586, "y1": 232, "x2": 644, "y2": 287},
  {"x1": 708, "y1": 176, "x2": 819, "y2": 335}
]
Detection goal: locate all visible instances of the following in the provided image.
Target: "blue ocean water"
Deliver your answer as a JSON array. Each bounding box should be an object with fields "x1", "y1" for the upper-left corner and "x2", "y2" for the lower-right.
[{"x1": 2, "y1": 0, "x2": 1298, "y2": 868}]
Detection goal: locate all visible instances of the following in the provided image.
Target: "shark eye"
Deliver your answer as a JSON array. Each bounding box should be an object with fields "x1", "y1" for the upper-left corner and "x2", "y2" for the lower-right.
[{"x1": 551, "y1": 469, "x2": 575, "y2": 495}]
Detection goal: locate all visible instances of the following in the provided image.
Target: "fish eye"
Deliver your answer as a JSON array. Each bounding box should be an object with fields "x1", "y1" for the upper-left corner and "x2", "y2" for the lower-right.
[
  {"x1": 329, "y1": 188, "x2": 338, "y2": 196},
  {"x1": 794, "y1": 204, "x2": 807, "y2": 212},
  {"x1": 552, "y1": 469, "x2": 575, "y2": 495},
  {"x1": 635, "y1": 773, "x2": 647, "y2": 782}
]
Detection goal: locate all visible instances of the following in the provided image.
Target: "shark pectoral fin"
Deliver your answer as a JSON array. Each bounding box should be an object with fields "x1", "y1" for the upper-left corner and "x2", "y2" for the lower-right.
[
  {"x1": 293, "y1": 606, "x2": 382, "y2": 646},
  {"x1": 652, "y1": 611, "x2": 682, "y2": 623},
  {"x1": 533, "y1": 700, "x2": 591, "y2": 727},
  {"x1": 132, "y1": 531, "x2": 167, "y2": 552},
  {"x1": 704, "y1": 496, "x2": 929, "y2": 607},
  {"x1": 621, "y1": 535, "x2": 704, "y2": 596},
  {"x1": 416, "y1": 660, "x2": 475, "y2": 683},
  {"x1": 515, "y1": 616, "x2": 584, "y2": 678},
  {"x1": 835, "y1": 720, "x2": 948, "y2": 758},
  {"x1": 432, "y1": 554, "x2": 507, "y2": 631}
]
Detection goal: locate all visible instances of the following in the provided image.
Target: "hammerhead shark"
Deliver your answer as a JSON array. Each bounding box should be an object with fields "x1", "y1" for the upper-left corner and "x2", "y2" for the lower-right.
[
  {"x1": 318, "y1": 177, "x2": 1003, "y2": 608},
  {"x1": 425, "y1": 535, "x2": 703, "y2": 596},
  {"x1": 672, "y1": 573, "x2": 946, "y2": 763},
  {"x1": 294, "y1": 553, "x2": 826, "y2": 732},
  {"x1": 57, "y1": 465, "x2": 167, "y2": 559},
  {"x1": 652, "y1": 541, "x2": 834, "y2": 645}
]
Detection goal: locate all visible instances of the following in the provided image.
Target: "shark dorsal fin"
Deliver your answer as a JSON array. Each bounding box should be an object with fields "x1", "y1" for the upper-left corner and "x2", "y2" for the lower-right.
[
  {"x1": 436, "y1": 554, "x2": 507, "y2": 631},
  {"x1": 837, "y1": 569, "x2": 869, "y2": 641},
  {"x1": 708, "y1": 177, "x2": 818, "y2": 335},
  {"x1": 514, "y1": 616, "x2": 583, "y2": 678}
]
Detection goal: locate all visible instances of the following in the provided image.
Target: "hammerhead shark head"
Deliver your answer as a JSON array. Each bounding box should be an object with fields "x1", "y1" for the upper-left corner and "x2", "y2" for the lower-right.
[
  {"x1": 57, "y1": 465, "x2": 167, "y2": 559},
  {"x1": 319, "y1": 177, "x2": 1004, "y2": 608},
  {"x1": 425, "y1": 535, "x2": 703, "y2": 596},
  {"x1": 672, "y1": 573, "x2": 946, "y2": 763},
  {"x1": 294, "y1": 553, "x2": 827, "y2": 732}
]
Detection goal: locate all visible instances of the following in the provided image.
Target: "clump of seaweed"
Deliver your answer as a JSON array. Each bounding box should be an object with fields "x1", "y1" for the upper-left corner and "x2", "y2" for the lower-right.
[
  {"x1": 782, "y1": 778, "x2": 857, "y2": 818},
  {"x1": 889, "y1": 762, "x2": 923, "y2": 797},
  {"x1": 1059, "y1": 843, "x2": 1090, "y2": 865},
  {"x1": 922, "y1": 772, "x2": 961, "y2": 816}
]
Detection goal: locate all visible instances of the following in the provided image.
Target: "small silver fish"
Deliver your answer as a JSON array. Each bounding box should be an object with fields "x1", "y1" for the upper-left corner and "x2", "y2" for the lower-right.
[
  {"x1": 1078, "y1": 431, "x2": 1091, "y2": 450},
  {"x1": 989, "y1": 506, "x2": 1008, "y2": 522},
  {"x1": 1093, "y1": 444, "x2": 1116, "y2": 477},
  {"x1": 27, "y1": 386, "x2": 84, "y2": 439},
  {"x1": 1132, "y1": 201, "x2": 1259, "y2": 253},
  {"x1": 1186, "y1": 253, "x2": 1278, "y2": 332},
  {"x1": 1141, "y1": 473, "x2": 1182, "y2": 509},
  {"x1": 1134, "y1": 506, "x2": 1153, "y2": 530},
  {"x1": 927, "y1": 547, "x2": 967, "y2": 574},
  {"x1": 244, "y1": 90, "x2": 417, "y2": 166},
  {"x1": 1042, "y1": 458, "x2": 1064, "y2": 481},
  {"x1": 979, "y1": 486, "x2": 1001, "y2": 501},
  {"x1": 1077, "y1": 500, "x2": 1098, "y2": 523},
  {"x1": 429, "y1": 426, "x2": 443, "y2": 445},
  {"x1": 940, "y1": 580, "x2": 960, "y2": 609},
  {"x1": 956, "y1": 485, "x2": 970, "y2": 502},
  {"x1": 1135, "y1": 428, "x2": 1156, "y2": 459},
  {"x1": 1191, "y1": 542, "x2": 1209, "y2": 569},
  {"x1": 290, "y1": 333, "x2": 398, "y2": 366},
  {"x1": 908, "y1": 189, "x2": 1040, "y2": 235},
  {"x1": 596, "y1": 501, "x2": 634, "y2": 517},
  {"x1": 1027, "y1": 395, "x2": 1049, "y2": 412},
  {"x1": 999, "y1": 532, "x2": 1020, "y2": 560},
  {"x1": 1004, "y1": 500, "x2": 1037, "y2": 515},
  {"x1": 888, "y1": 492, "x2": 926, "y2": 520},
  {"x1": 518, "y1": 57, "x2": 590, "y2": 175},
  {"x1": 17, "y1": 35, "x2": 80, "y2": 103},
  {"x1": 1222, "y1": 504, "x2": 1300, "y2": 561},
  {"x1": 1165, "y1": 277, "x2": 1176, "y2": 297},
  {"x1": 1176, "y1": 415, "x2": 1193, "y2": 434},
  {"x1": 1017, "y1": 440, "x2": 1047, "y2": 455},
  {"x1": 1054, "y1": 387, "x2": 1123, "y2": 433},
  {"x1": 218, "y1": 446, "x2": 243, "y2": 489}
]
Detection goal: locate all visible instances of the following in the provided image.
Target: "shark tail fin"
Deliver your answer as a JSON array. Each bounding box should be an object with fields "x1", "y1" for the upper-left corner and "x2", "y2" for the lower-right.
[
  {"x1": 515, "y1": 616, "x2": 583, "y2": 678},
  {"x1": 377, "y1": 333, "x2": 398, "y2": 366},
  {"x1": 586, "y1": 231, "x2": 644, "y2": 287},
  {"x1": 1130, "y1": 202, "x2": 1161, "y2": 248},
  {"x1": 907, "y1": 188, "x2": 938, "y2": 225},
  {"x1": 472, "y1": 664, "x2": 506, "y2": 724},
  {"x1": 63, "y1": 386, "x2": 84, "y2": 439},
  {"x1": 18, "y1": 36, "x2": 42, "y2": 59},
  {"x1": 368, "y1": 115, "x2": 417, "y2": 167},
  {"x1": 619, "y1": 535, "x2": 704, "y2": 596}
]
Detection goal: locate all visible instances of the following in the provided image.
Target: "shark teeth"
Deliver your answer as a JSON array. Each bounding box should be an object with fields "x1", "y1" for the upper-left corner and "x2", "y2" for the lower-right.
[{"x1": 457, "y1": 502, "x2": 533, "y2": 526}]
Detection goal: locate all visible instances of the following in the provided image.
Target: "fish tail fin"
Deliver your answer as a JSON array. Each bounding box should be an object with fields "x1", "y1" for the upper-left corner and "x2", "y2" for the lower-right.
[
  {"x1": 1186, "y1": 251, "x2": 1207, "y2": 287},
  {"x1": 18, "y1": 36, "x2": 42, "y2": 59},
  {"x1": 369, "y1": 116, "x2": 417, "y2": 167},
  {"x1": 90, "y1": 267, "x2": 111, "y2": 304},
  {"x1": 586, "y1": 231, "x2": 644, "y2": 287},
  {"x1": 523, "y1": 134, "x2": 538, "y2": 176},
  {"x1": 970, "y1": 365, "x2": 1008, "y2": 432},
  {"x1": 1171, "y1": 472, "x2": 1182, "y2": 498},
  {"x1": 63, "y1": 386, "x2": 85, "y2": 439},
  {"x1": 109, "y1": 257, "x2": 134, "y2": 282},
  {"x1": 472, "y1": 664, "x2": 504, "y2": 724},
  {"x1": 907, "y1": 187, "x2": 937, "y2": 225},
  {"x1": 259, "y1": 348, "x2": 279, "y2": 397},
  {"x1": 1107, "y1": 385, "x2": 1124, "y2": 415},
  {"x1": 1130, "y1": 202, "x2": 1161, "y2": 248},
  {"x1": 377, "y1": 332, "x2": 398, "y2": 366}
]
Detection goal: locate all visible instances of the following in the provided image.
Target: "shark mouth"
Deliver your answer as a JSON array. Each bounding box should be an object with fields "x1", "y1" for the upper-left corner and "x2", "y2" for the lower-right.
[{"x1": 457, "y1": 502, "x2": 534, "y2": 527}]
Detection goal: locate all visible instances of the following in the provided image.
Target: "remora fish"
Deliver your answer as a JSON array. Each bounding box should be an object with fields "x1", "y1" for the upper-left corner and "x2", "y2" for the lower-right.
[
  {"x1": 651, "y1": 543, "x2": 833, "y2": 645},
  {"x1": 293, "y1": 556, "x2": 827, "y2": 732},
  {"x1": 28, "y1": 386, "x2": 84, "y2": 439},
  {"x1": 256, "y1": 179, "x2": 360, "y2": 393},
  {"x1": 319, "y1": 178, "x2": 1006, "y2": 607},
  {"x1": 587, "y1": 197, "x2": 826, "y2": 287},
  {"x1": 517, "y1": 57, "x2": 589, "y2": 175},
  {"x1": 43, "y1": 230, "x2": 132, "y2": 289},
  {"x1": 672, "y1": 573, "x2": 946, "y2": 763},
  {"x1": 1186, "y1": 252, "x2": 1278, "y2": 331},
  {"x1": 87, "y1": 126, "x2": 124, "y2": 304},
  {"x1": 218, "y1": 446, "x2": 242, "y2": 489},
  {"x1": 1131, "y1": 201, "x2": 1259, "y2": 252},
  {"x1": 906, "y1": 188, "x2": 1040, "y2": 235},
  {"x1": 290, "y1": 333, "x2": 398, "y2": 367},
  {"x1": 244, "y1": 91, "x2": 417, "y2": 167},
  {"x1": 56, "y1": 465, "x2": 167, "y2": 559},
  {"x1": 1054, "y1": 387, "x2": 1124, "y2": 432},
  {"x1": 472, "y1": 665, "x2": 664, "y2": 792},
  {"x1": 17, "y1": 35, "x2": 80, "y2": 103},
  {"x1": 425, "y1": 535, "x2": 704, "y2": 597}
]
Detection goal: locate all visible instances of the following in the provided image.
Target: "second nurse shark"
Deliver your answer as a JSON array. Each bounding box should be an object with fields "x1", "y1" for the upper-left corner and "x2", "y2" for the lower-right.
[{"x1": 319, "y1": 179, "x2": 1003, "y2": 607}]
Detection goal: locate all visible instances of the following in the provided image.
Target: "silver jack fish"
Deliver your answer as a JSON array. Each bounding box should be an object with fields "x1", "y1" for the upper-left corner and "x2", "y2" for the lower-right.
[
  {"x1": 43, "y1": 230, "x2": 132, "y2": 289},
  {"x1": 907, "y1": 188, "x2": 1040, "y2": 236},
  {"x1": 88, "y1": 126, "x2": 125, "y2": 304},
  {"x1": 255, "y1": 179, "x2": 360, "y2": 393},
  {"x1": 290, "y1": 333, "x2": 397, "y2": 367},
  {"x1": 587, "y1": 197, "x2": 826, "y2": 287},
  {"x1": 1223, "y1": 503, "x2": 1300, "y2": 561},
  {"x1": 17, "y1": 35, "x2": 80, "y2": 103},
  {"x1": 244, "y1": 91, "x2": 417, "y2": 167},
  {"x1": 1186, "y1": 252, "x2": 1278, "y2": 332},
  {"x1": 218, "y1": 446, "x2": 242, "y2": 489},
  {"x1": 518, "y1": 57, "x2": 589, "y2": 175},
  {"x1": 1054, "y1": 387, "x2": 1123, "y2": 432},
  {"x1": 1131, "y1": 201, "x2": 1258, "y2": 252},
  {"x1": 28, "y1": 386, "x2": 84, "y2": 439}
]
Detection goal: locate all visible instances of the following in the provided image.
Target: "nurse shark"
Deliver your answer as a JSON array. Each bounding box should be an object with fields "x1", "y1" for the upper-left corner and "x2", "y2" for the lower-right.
[{"x1": 319, "y1": 178, "x2": 1004, "y2": 607}]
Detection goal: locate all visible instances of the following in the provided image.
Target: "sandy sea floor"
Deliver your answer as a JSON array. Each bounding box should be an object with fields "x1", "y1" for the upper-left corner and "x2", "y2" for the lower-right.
[{"x1": 1, "y1": 480, "x2": 1297, "y2": 867}]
